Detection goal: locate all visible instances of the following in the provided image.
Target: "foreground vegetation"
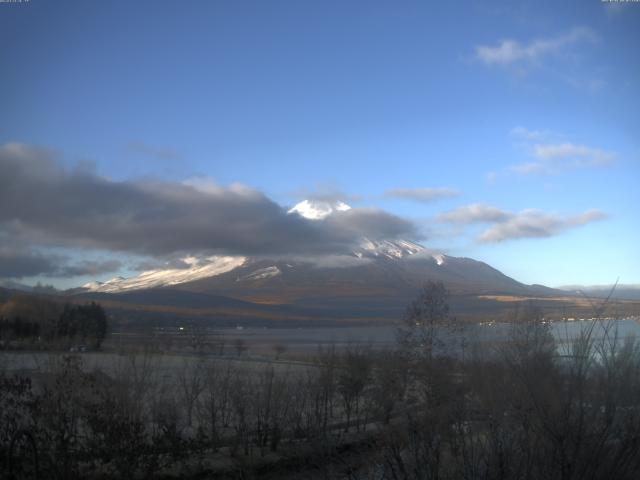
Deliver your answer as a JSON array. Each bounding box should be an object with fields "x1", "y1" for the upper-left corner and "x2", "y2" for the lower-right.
[
  {"x1": 0, "y1": 295, "x2": 107, "y2": 350},
  {"x1": 1, "y1": 283, "x2": 640, "y2": 479}
]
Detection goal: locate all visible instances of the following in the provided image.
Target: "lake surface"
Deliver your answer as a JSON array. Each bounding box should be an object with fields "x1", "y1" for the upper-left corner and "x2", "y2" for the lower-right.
[
  {"x1": 3, "y1": 318, "x2": 639, "y2": 364},
  {"x1": 203, "y1": 317, "x2": 640, "y2": 354}
]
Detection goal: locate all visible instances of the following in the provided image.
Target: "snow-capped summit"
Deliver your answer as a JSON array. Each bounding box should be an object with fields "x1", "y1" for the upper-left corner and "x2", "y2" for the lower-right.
[
  {"x1": 288, "y1": 200, "x2": 442, "y2": 261},
  {"x1": 288, "y1": 199, "x2": 351, "y2": 220},
  {"x1": 77, "y1": 200, "x2": 447, "y2": 294}
]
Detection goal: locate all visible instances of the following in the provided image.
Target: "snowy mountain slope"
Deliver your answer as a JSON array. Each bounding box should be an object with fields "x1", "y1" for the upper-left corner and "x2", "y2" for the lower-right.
[
  {"x1": 355, "y1": 238, "x2": 426, "y2": 260},
  {"x1": 75, "y1": 200, "x2": 531, "y2": 298},
  {"x1": 237, "y1": 266, "x2": 282, "y2": 282},
  {"x1": 82, "y1": 256, "x2": 245, "y2": 293},
  {"x1": 78, "y1": 200, "x2": 444, "y2": 293},
  {"x1": 67, "y1": 199, "x2": 573, "y2": 324}
]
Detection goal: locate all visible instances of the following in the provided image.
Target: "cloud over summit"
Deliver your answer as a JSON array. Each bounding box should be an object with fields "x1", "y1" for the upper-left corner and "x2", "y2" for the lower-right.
[{"x1": 0, "y1": 142, "x2": 420, "y2": 278}]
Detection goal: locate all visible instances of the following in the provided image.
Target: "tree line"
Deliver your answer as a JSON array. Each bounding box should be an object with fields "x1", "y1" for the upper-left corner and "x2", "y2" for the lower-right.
[{"x1": 0, "y1": 294, "x2": 107, "y2": 349}]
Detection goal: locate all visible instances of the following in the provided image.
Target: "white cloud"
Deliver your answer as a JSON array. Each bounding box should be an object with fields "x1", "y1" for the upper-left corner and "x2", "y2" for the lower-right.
[
  {"x1": 0, "y1": 142, "x2": 420, "y2": 260},
  {"x1": 507, "y1": 127, "x2": 616, "y2": 176},
  {"x1": 509, "y1": 162, "x2": 546, "y2": 175},
  {"x1": 532, "y1": 142, "x2": 615, "y2": 166},
  {"x1": 478, "y1": 209, "x2": 607, "y2": 243},
  {"x1": 438, "y1": 202, "x2": 608, "y2": 243},
  {"x1": 510, "y1": 126, "x2": 553, "y2": 141},
  {"x1": 385, "y1": 187, "x2": 460, "y2": 202},
  {"x1": 183, "y1": 177, "x2": 258, "y2": 197},
  {"x1": 475, "y1": 27, "x2": 597, "y2": 66},
  {"x1": 437, "y1": 204, "x2": 511, "y2": 224}
]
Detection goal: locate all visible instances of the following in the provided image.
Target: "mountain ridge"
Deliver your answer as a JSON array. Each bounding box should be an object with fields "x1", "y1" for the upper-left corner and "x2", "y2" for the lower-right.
[{"x1": 64, "y1": 199, "x2": 574, "y2": 324}]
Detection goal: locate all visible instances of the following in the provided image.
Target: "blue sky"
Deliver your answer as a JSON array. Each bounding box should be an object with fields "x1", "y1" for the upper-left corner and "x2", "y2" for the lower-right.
[{"x1": 0, "y1": 0, "x2": 639, "y2": 288}]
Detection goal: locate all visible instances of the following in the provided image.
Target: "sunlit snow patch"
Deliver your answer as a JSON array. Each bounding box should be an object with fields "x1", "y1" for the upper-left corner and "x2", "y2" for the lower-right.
[
  {"x1": 238, "y1": 266, "x2": 281, "y2": 282},
  {"x1": 432, "y1": 254, "x2": 445, "y2": 266},
  {"x1": 83, "y1": 256, "x2": 246, "y2": 293},
  {"x1": 287, "y1": 199, "x2": 351, "y2": 220}
]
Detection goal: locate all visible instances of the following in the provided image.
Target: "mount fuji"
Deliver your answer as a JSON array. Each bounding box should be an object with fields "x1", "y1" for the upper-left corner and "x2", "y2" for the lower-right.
[
  {"x1": 73, "y1": 200, "x2": 560, "y2": 325},
  {"x1": 80, "y1": 200, "x2": 446, "y2": 294}
]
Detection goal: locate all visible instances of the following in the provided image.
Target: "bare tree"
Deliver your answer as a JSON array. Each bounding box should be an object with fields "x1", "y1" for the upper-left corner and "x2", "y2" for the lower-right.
[
  {"x1": 369, "y1": 349, "x2": 408, "y2": 424},
  {"x1": 273, "y1": 343, "x2": 287, "y2": 360},
  {"x1": 397, "y1": 281, "x2": 450, "y2": 359},
  {"x1": 197, "y1": 359, "x2": 234, "y2": 450},
  {"x1": 338, "y1": 344, "x2": 372, "y2": 432},
  {"x1": 178, "y1": 358, "x2": 206, "y2": 429},
  {"x1": 234, "y1": 338, "x2": 248, "y2": 357}
]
